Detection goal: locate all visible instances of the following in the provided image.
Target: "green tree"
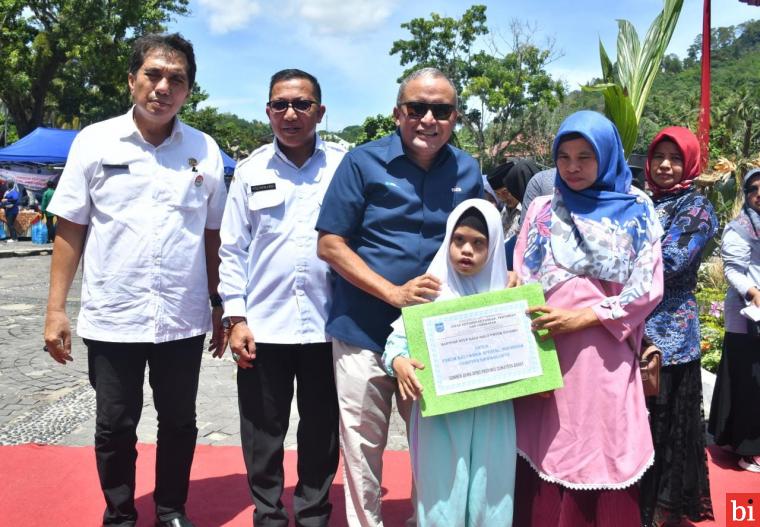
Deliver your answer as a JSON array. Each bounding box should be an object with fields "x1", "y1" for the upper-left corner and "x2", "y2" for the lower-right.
[
  {"x1": 390, "y1": 6, "x2": 563, "y2": 171},
  {"x1": 337, "y1": 125, "x2": 363, "y2": 144},
  {"x1": 0, "y1": 0, "x2": 189, "y2": 137},
  {"x1": 181, "y1": 107, "x2": 272, "y2": 159},
  {"x1": 357, "y1": 114, "x2": 396, "y2": 145}
]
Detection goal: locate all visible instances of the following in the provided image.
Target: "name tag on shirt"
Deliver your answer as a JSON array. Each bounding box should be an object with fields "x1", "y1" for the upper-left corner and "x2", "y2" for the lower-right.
[{"x1": 248, "y1": 183, "x2": 284, "y2": 210}]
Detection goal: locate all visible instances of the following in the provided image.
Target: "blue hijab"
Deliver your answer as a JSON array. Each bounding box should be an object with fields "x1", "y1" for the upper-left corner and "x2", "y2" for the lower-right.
[
  {"x1": 549, "y1": 111, "x2": 657, "y2": 282},
  {"x1": 553, "y1": 111, "x2": 650, "y2": 231}
]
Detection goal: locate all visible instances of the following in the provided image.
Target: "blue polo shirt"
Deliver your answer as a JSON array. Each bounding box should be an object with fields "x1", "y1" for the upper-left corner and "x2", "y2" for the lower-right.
[{"x1": 316, "y1": 130, "x2": 483, "y2": 352}]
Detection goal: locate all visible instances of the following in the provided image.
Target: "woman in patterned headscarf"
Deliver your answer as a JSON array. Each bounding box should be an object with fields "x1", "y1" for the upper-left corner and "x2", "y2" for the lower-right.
[
  {"x1": 639, "y1": 127, "x2": 717, "y2": 526},
  {"x1": 513, "y1": 111, "x2": 664, "y2": 527}
]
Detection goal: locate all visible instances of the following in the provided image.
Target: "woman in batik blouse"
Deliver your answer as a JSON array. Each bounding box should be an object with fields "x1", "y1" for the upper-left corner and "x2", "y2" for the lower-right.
[{"x1": 639, "y1": 127, "x2": 717, "y2": 527}]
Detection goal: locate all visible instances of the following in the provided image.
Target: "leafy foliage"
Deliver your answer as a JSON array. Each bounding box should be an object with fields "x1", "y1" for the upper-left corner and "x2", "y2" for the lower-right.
[
  {"x1": 336, "y1": 125, "x2": 363, "y2": 144},
  {"x1": 695, "y1": 282, "x2": 727, "y2": 373},
  {"x1": 0, "y1": 0, "x2": 189, "y2": 137},
  {"x1": 390, "y1": 6, "x2": 564, "y2": 171},
  {"x1": 178, "y1": 85, "x2": 272, "y2": 158},
  {"x1": 584, "y1": 0, "x2": 684, "y2": 156},
  {"x1": 356, "y1": 114, "x2": 396, "y2": 145},
  {"x1": 637, "y1": 19, "x2": 760, "y2": 159}
]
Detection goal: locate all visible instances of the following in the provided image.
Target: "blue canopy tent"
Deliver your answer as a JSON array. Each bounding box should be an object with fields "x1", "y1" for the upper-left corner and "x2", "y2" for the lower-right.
[
  {"x1": 0, "y1": 127, "x2": 237, "y2": 181},
  {"x1": 219, "y1": 149, "x2": 237, "y2": 176},
  {"x1": 0, "y1": 127, "x2": 79, "y2": 165}
]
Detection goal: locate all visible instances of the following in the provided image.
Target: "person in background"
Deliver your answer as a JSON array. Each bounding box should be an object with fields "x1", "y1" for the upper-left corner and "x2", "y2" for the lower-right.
[
  {"x1": 2, "y1": 181, "x2": 20, "y2": 243},
  {"x1": 43, "y1": 33, "x2": 226, "y2": 527},
  {"x1": 40, "y1": 180, "x2": 57, "y2": 243},
  {"x1": 513, "y1": 111, "x2": 663, "y2": 527},
  {"x1": 503, "y1": 160, "x2": 541, "y2": 212},
  {"x1": 217, "y1": 68, "x2": 344, "y2": 527},
  {"x1": 501, "y1": 160, "x2": 540, "y2": 269},
  {"x1": 486, "y1": 162, "x2": 520, "y2": 239},
  {"x1": 519, "y1": 168, "x2": 555, "y2": 224},
  {"x1": 482, "y1": 175, "x2": 500, "y2": 207},
  {"x1": 709, "y1": 167, "x2": 760, "y2": 472},
  {"x1": 639, "y1": 127, "x2": 716, "y2": 526}
]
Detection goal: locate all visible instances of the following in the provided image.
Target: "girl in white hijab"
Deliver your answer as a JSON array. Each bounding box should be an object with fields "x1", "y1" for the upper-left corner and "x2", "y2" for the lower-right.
[{"x1": 382, "y1": 198, "x2": 515, "y2": 527}]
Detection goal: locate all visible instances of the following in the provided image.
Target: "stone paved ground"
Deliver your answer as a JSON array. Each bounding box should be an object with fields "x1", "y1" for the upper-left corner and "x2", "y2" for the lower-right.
[{"x1": 0, "y1": 248, "x2": 409, "y2": 450}]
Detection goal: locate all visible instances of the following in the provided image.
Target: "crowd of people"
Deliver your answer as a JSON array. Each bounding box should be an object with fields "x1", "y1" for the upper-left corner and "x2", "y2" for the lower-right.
[
  {"x1": 38, "y1": 32, "x2": 759, "y2": 527},
  {"x1": 0, "y1": 179, "x2": 57, "y2": 243}
]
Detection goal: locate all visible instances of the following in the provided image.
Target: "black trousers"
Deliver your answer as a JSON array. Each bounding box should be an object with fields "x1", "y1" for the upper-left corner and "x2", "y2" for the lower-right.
[
  {"x1": 46, "y1": 215, "x2": 56, "y2": 242},
  {"x1": 237, "y1": 342, "x2": 339, "y2": 527},
  {"x1": 86, "y1": 335, "x2": 204, "y2": 526},
  {"x1": 5, "y1": 210, "x2": 17, "y2": 239}
]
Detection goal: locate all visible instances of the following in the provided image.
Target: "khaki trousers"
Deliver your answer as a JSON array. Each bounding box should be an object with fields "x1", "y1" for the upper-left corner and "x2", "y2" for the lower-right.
[{"x1": 332, "y1": 339, "x2": 415, "y2": 527}]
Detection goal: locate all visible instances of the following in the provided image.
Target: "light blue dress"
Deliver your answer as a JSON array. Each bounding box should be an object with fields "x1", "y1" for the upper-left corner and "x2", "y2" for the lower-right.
[
  {"x1": 381, "y1": 198, "x2": 516, "y2": 526},
  {"x1": 383, "y1": 324, "x2": 516, "y2": 527}
]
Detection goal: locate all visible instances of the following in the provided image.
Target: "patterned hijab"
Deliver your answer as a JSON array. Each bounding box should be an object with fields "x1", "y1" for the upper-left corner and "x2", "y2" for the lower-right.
[
  {"x1": 644, "y1": 126, "x2": 701, "y2": 199},
  {"x1": 550, "y1": 111, "x2": 658, "y2": 283}
]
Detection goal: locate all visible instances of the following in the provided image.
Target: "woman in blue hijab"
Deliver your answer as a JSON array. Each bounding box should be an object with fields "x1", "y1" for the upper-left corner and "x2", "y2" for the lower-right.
[{"x1": 513, "y1": 111, "x2": 664, "y2": 527}]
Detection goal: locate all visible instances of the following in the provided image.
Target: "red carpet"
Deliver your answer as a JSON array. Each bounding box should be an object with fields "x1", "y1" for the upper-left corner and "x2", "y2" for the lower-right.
[
  {"x1": 0, "y1": 443, "x2": 412, "y2": 526},
  {"x1": 0, "y1": 443, "x2": 756, "y2": 526}
]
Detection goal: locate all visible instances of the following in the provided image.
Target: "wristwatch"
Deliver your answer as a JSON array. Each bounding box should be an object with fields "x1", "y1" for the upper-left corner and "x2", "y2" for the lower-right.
[
  {"x1": 210, "y1": 293, "x2": 223, "y2": 308},
  {"x1": 222, "y1": 316, "x2": 247, "y2": 333}
]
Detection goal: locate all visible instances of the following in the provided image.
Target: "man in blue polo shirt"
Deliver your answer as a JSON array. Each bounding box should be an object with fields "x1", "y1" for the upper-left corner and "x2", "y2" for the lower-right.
[{"x1": 316, "y1": 67, "x2": 482, "y2": 527}]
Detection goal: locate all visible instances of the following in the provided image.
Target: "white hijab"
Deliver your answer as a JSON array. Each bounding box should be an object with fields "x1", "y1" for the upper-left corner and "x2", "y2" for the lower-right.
[
  {"x1": 427, "y1": 198, "x2": 507, "y2": 300},
  {"x1": 389, "y1": 199, "x2": 507, "y2": 339}
]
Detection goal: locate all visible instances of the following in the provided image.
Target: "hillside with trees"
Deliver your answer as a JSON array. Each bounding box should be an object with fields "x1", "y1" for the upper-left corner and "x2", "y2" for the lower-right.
[{"x1": 638, "y1": 19, "x2": 760, "y2": 160}]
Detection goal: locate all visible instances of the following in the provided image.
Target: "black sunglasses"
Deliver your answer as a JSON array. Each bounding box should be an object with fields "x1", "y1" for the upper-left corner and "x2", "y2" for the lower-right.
[
  {"x1": 746, "y1": 183, "x2": 760, "y2": 195},
  {"x1": 399, "y1": 101, "x2": 456, "y2": 120},
  {"x1": 267, "y1": 99, "x2": 317, "y2": 113}
]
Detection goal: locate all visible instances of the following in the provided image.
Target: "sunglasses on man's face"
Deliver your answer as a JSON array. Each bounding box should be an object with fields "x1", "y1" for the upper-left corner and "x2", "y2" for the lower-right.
[
  {"x1": 746, "y1": 184, "x2": 760, "y2": 195},
  {"x1": 267, "y1": 99, "x2": 317, "y2": 113},
  {"x1": 399, "y1": 101, "x2": 456, "y2": 120}
]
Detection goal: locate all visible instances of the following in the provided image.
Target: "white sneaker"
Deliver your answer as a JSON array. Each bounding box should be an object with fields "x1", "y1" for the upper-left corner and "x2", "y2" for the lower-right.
[
  {"x1": 5, "y1": 239, "x2": 15, "y2": 243},
  {"x1": 739, "y1": 456, "x2": 760, "y2": 472}
]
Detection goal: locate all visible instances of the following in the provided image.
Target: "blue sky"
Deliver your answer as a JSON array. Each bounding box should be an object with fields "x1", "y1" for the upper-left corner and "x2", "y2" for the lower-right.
[{"x1": 167, "y1": 0, "x2": 760, "y2": 131}]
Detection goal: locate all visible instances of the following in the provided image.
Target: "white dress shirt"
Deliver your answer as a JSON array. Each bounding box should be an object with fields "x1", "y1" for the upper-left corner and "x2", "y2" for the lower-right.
[
  {"x1": 49, "y1": 109, "x2": 227, "y2": 343},
  {"x1": 218, "y1": 137, "x2": 346, "y2": 344}
]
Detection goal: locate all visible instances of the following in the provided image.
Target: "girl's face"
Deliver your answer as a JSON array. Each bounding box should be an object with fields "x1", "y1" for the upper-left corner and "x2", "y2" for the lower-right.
[
  {"x1": 649, "y1": 140, "x2": 684, "y2": 189},
  {"x1": 556, "y1": 137, "x2": 598, "y2": 191},
  {"x1": 449, "y1": 225, "x2": 489, "y2": 276},
  {"x1": 746, "y1": 175, "x2": 760, "y2": 214}
]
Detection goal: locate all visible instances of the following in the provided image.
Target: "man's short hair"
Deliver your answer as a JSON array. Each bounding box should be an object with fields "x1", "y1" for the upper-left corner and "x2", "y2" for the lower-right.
[
  {"x1": 129, "y1": 33, "x2": 197, "y2": 88},
  {"x1": 396, "y1": 67, "x2": 458, "y2": 108},
  {"x1": 269, "y1": 69, "x2": 322, "y2": 104}
]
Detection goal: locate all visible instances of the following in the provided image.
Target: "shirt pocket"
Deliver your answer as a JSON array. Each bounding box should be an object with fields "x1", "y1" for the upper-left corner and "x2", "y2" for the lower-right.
[
  {"x1": 171, "y1": 172, "x2": 208, "y2": 210},
  {"x1": 92, "y1": 161, "x2": 144, "y2": 206},
  {"x1": 248, "y1": 188, "x2": 285, "y2": 236}
]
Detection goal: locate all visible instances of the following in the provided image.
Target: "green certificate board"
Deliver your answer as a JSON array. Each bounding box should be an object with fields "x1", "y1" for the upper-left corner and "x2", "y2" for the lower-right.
[{"x1": 401, "y1": 283, "x2": 563, "y2": 417}]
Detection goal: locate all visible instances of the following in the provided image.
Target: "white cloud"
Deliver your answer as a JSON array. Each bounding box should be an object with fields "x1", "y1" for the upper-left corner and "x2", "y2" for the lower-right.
[
  {"x1": 547, "y1": 65, "x2": 601, "y2": 92},
  {"x1": 198, "y1": 0, "x2": 262, "y2": 34},
  {"x1": 293, "y1": 0, "x2": 398, "y2": 35}
]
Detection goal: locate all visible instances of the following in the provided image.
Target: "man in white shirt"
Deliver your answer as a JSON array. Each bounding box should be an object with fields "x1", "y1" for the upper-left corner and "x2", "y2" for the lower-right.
[
  {"x1": 43, "y1": 34, "x2": 227, "y2": 527},
  {"x1": 217, "y1": 69, "x2": 345, "y2": 527}
]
